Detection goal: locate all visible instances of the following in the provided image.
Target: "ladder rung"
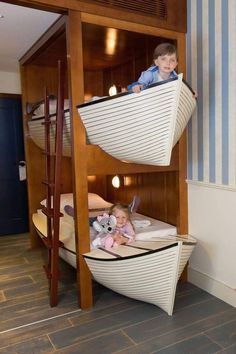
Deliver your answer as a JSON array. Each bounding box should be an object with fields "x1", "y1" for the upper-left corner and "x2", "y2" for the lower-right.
[
  {"x1": 41, "y1": 236, "x2": 64, "y2": 248},
  {"x1": 42, "y1": 181, "x2": 55, "y2": 187},
  {"x1": 42, "y1": 207, "x2": 54, "y2": 217},
  {"x1": 41, "y1": 120, "x2": 56, "y2": 126},
  {"x1": 42, "y1": 151, "x2": 56, "y2": 156},
  {"x1": 41, "y1": 207, "x2": 63, "y2": 218}
]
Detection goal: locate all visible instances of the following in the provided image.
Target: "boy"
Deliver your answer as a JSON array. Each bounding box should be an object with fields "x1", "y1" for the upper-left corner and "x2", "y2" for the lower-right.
[{"x1": 128, "y1": 42, "x2": 178, "y2": 93}]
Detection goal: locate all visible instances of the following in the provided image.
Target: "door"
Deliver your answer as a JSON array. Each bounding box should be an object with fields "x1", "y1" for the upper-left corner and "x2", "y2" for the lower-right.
[{"x1": 0, "y1": 96, "x2": 28, "y2": 235}]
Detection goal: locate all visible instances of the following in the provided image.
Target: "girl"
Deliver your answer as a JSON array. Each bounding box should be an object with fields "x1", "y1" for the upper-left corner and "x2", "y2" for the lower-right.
[{"x1": 110, "y1": 203, "x2": 135, "y2": 245}]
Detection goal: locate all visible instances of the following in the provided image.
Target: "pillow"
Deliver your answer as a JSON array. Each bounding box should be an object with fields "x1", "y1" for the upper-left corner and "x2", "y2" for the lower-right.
[
  {"x1": 40, "y1": 192, "x2": 112, "y2": 213},
  {"x1": 40, "y1": 193, "x2": 73, "y2": 213},
  {"x1": 32, "y1": 99, "x2": 70, "y2": 118},
  {"x1": 88, "y1": 193, "x2": 112, "y2": 210}
]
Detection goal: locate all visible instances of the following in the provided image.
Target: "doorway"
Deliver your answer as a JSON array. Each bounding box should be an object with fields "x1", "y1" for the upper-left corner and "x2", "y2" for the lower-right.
[{"x1": 0, "y1": 96, "x2": 28, "y2": 235}]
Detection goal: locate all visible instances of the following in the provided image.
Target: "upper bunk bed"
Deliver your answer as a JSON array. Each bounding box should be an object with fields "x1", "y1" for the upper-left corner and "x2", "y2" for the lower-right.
[
  {"x1": 28, "y1": 74, "x2": 196, "y2": 166},
  {"x1": 19, "y1": 3, "x2": 189, "y2": 310}
]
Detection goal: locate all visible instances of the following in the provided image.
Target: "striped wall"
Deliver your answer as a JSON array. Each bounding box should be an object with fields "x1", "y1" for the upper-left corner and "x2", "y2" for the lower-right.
[{"x1": 187, "y1": 0, "x2": 236, "y2": 187}]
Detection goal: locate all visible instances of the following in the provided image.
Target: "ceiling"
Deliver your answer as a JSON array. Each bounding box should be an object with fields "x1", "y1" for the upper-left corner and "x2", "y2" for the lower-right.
[
  {"x1": 0, "y1": 2, "x2": 169, "y2": 73},
  {"x1": 0, "y1": 2, "x2": 60, "y2": 72}
]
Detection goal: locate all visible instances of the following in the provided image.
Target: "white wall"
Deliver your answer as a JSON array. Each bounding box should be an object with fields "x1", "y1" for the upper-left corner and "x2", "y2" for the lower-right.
[
  {"x1": 188, "y1": 182, "x2": 236, "y2": 306},
  {"x1": 0, "y1": 70, "x2": 21, "y2": 94},
  {"x1": 187, "y1": 0, "x2": 236, "y2": 306}
]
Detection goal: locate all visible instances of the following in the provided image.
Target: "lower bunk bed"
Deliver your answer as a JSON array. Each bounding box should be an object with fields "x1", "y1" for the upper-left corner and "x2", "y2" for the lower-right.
[{"x1": 32, "y1": 192, "x2": 196, "y2": 315}]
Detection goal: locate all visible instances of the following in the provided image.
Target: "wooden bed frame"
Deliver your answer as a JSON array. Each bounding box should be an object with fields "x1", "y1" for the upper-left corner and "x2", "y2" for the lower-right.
[{"x1": 18, "y1": 0, "x2": 188, "y2": 309}]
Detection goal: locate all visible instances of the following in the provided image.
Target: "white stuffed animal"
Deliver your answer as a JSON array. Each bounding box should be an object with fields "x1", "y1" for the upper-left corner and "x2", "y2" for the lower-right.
[{"x1": 92, "y1": 213, "x2": 117, "y2": 250}]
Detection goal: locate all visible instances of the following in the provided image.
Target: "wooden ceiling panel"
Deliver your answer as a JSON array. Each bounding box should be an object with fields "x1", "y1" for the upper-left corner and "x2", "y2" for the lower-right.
[{"x1": 28, "y1": 22, "x2": 169, "y2": 70}]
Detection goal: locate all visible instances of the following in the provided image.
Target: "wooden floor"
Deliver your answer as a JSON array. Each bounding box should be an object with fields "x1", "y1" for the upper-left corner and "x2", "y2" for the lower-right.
[{"x1": 0, "y1": 233, "x2": 236, "y2": 354}]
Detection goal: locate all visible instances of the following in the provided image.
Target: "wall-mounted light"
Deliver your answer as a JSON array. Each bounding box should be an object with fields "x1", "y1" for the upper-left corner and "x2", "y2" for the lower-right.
[
  {"x1": 109, "y1": 84, "x2": 117, "y2": 96},
  {"x1": 87, "y1": 175, "x2": 96, "y2": 182},
  {"x1": 124, "y1": 176, "x2": 132, "y2": 186},
  {"x1": 84, "y1": 93, "x2": 92, "y2": 102},
  {"x1": 112, "y1": 175, "x2": 120, "y2": 188},
  {"x1": 105, "y1": 28, "x2": 118, "y2": 55}
]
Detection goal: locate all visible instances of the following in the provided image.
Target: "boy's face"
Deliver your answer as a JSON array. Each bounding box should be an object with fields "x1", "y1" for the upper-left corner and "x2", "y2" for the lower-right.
[{"x1": 154, "y1": 53, "x2": 178, "y2": 74}]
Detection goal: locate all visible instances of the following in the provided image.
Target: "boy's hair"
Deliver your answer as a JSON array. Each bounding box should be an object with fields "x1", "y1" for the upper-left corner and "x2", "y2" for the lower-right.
[
  {"x1": 110, "y1": 203, "x2": 131, "y2": 220},
  {"x1": 153, "y1": 42, "x2": 178, "y2": 60}
]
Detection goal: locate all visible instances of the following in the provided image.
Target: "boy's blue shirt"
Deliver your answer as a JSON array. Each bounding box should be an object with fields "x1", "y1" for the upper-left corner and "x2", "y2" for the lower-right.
[{"x1": 127, "y1": 66, "x2": 177, "y2": 91}]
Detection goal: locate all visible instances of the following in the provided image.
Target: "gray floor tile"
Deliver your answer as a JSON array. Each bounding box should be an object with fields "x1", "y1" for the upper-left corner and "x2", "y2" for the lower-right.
[
  {"x1": 152, "y1": 334, "x2": 221, "y2": 353},
  {"x1": 56, "y1": 331, "x2": 133, "y2": 354},
  {"x1": 205, "y1": 319, "x2": 236, "y2": 348}
]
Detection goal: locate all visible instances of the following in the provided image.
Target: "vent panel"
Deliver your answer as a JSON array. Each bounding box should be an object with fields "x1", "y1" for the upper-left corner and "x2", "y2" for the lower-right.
[{"x1": 87, "y1": 0, "x2": 167, "y2": 20}]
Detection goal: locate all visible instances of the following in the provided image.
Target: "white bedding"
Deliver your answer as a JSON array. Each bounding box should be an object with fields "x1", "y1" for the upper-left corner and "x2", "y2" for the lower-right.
[
  {"x1": 31, "y1": 98, "x2": 70, "y2": 118},
  {"x1": 33, "y1": 209, "x2": 177, "y2": 268},
  {"x1": 132, "y1": 213, "x2": 177, "y2": 240},
  {"x1": 33, "y1": 209, "x2": 177, "y2": 252}
]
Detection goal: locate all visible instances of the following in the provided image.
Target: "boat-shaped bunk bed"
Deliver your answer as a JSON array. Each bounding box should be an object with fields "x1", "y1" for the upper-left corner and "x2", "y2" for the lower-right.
[{"x1": 20, "y1": 1, "x2": 196, "y2": 315}]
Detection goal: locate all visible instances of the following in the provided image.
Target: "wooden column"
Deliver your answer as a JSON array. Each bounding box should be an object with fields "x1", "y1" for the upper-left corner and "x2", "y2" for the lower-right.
[
  {"x1": 176, "y1": 33, "x2": 188, "y2": 236},
  {"x1": 66, "y1": 10, "x2": 93, "y2": 309}
]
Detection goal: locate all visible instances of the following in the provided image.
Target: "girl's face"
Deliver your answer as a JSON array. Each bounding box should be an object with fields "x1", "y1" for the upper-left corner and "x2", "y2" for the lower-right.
[
  {"x1": 113, "y1": 208, "x2": 128, "y2": 228},
  {"x1": 154, "y1": 53, "x2": 178, "y2": 75}
]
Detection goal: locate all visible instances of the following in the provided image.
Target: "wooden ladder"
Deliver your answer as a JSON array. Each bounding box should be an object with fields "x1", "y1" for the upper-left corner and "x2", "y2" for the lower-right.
[{"x1": 41, "y1": 61, "x2": 65, "y2": 307}]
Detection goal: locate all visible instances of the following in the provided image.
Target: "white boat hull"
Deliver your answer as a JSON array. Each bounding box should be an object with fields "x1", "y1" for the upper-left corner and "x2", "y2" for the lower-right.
[
  {"x1": 78, "y1": 74, "x2": 196, "y2": 166},
  {"x1": 28, "y1": 75, "x2": 196, "y2": 166},
  {"x1": 83, "y1": 237, "x2": 196, "y2": 315},
  {"x1": 28, "y1": 110, "x2": 71, "y2": 156}
]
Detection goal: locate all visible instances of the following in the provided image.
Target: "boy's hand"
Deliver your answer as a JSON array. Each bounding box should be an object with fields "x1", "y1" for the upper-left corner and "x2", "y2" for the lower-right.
[{"x1": 132, "y1": 84, "x2": 143, "y2": 93}]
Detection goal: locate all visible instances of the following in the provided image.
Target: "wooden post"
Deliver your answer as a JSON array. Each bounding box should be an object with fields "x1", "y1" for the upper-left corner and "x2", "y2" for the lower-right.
[
  {"x1": 41, "y1": 61, "x2": 65, "y2": 306},
  {"x1": 66, "y1": 10, "x2": 93, "y2": 309},
  {"x1": 176, "y1": 34, "x2": 188, "y2": 236},
  {"x1": 50, "y1": 61, "x2": 65, "y2": 306}
]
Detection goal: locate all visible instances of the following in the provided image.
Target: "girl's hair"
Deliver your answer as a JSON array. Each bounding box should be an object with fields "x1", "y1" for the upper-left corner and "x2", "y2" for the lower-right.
[
  {"x1": 109, "y1": 203, "x2": 131, "y2": 220},
  {"x1": 153, "y1": 42, "x2": 178, "y2": 60}
]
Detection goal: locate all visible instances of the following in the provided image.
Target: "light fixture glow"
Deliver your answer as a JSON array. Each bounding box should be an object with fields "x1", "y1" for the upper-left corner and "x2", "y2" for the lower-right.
[
  {"x1": 84, "y1": 93, "x2": 92, "y2": 102},
  {"x1": 124, "y1": 176, "x2": 132, "y2": 186},
  {"x1": 109, "y1": 85, "x2": 117, "y2": 96},
  {"x1": 87, "y1": 175, "x2": 96, "y2": 182},
  {"x1": 112, "y1": 175, "x2": 120, "y2": 188},
  {"x1": 105, "y1": 28, "x2": 118, "y2": 55}
]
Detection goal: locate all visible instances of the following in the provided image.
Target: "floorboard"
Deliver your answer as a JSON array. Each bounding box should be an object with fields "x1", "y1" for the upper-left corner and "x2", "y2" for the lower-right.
[{"x1": 0, "y1": 233, "x2": 235, "y2": 353}]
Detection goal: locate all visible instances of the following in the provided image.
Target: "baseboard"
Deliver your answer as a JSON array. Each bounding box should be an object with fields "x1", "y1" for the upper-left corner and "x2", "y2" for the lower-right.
[{"x1": 188, "y1": 267, "x2": 236, "y2": 307}]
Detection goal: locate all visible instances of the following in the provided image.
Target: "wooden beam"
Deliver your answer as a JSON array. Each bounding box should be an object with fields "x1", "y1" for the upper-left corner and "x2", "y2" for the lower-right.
[
  {"x1": 81, "y1": 12, "x2": 182, "y2": 39},
  {"x1": 7, "y1": 0, "x2": 187, "y2": 33},
  {"x1": 66, "y1": 10, "x2": 93, "y2": 309},
  {"x1": 176, "y1": 34, "x2": 188, "y2": 236},
  {"x1": 20, "y1": 15, "x2": 66, "y2": 66}
]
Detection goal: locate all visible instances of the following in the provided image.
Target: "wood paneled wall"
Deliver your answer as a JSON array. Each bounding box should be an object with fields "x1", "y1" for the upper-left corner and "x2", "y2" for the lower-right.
[
  {"x1": 87, "y1": 174, "x2": 107, "y2": 198},
  {"x1": 21, "y1": 64, "x2": 72, "y2": 246},
  {"x1": 84, "y1": 70, "x2": 104, "y2": 98},
  {"x1": 102, "y1": 37, "x2": 176, "y2": 95},
  {"x1": 106, "y1": 171, "x2": 179, "y2": 227}
]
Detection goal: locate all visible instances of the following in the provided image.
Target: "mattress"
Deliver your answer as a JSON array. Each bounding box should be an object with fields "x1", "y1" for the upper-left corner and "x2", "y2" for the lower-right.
[{"x1": 32, "y1": 209, "x2": 177, "y2": 268}]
